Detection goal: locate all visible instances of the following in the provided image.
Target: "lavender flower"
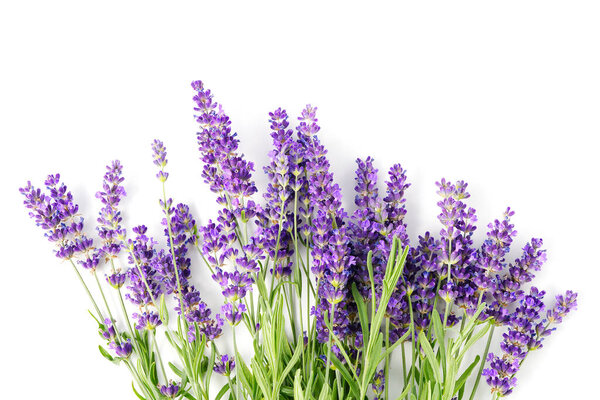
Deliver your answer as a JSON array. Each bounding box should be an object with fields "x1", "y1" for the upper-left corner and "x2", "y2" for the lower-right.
[
  {"x1": 192, "y1": 80, "x2": 258, "y2": 211},
  {"x1": 213, "y1": 354, "x2": 235, "y2": 376},
  {"x1": 152, "y1": 139, "x2": 169, "y2": 182},
  {"x1": 95, "y1": 160, "x2": 126, "y2": 262},
  {"x1": 222, "y1": 303, "x2": 246, "y2": 326},
  {"x1": 484, "y1": 287, "x2": 577, "y2": 396},
  {"x1": 20, "y1": 174, "x2": 99, "y2": 269},
  {"x1": 133, "y1": 311, "x2": 162, "y2": 331},
  {"x1": 300, "y1": 105, "x2": 355, "y2": 344},
  {"x1": 371, "y1": 369, "x2": 385, "y2": 400},
  {"x1": 159, "y1": 382, "x2": 180, "y2": 398},
  {"x1": 111, "y1": 339, "x2": 133, "y2": 358}
]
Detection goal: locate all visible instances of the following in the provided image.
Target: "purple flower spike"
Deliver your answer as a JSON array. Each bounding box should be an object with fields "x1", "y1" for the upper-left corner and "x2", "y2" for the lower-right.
[
  {"x1": 192, "y1": 80, "x2": 258, "y2": 208},
  {"x1": 96, "y1": 160, "x2": 127, "y2": 263},
  {"x1": 151, "y1": 139, "x2": 169, "y2": 182},
  {"x1": 20, "y1": 175, "x2": 99, "y2": 268},
  {"x1": 547, "y1": 290, "x2": 577, "y2": 324}
]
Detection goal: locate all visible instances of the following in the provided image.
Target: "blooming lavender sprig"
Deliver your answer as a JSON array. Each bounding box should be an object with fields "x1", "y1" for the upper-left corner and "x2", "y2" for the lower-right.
[
  {"x1": 96, "y1": 160, "x2": 127, "y2": 260},
  {"x1": 192, "y1": 80, "x2": 258, "y2": 212},
  {"x1": 256, "y1": 107, "x2": 298, "y2": 278},
  {"x1": 300, "y1": 105, "x2": 355, "y2": 346},
  {"x1": 151, "y1": 140, "x2": 223, "y2": 342},
  {"x1": 484, "y1": 288, "x2": 577, "y2": 397}
]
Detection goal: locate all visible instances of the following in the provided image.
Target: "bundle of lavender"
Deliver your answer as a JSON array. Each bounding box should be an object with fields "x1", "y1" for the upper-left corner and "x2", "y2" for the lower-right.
[{"x1": 20, "y1": 81, "x2": 576, "y2": 400}]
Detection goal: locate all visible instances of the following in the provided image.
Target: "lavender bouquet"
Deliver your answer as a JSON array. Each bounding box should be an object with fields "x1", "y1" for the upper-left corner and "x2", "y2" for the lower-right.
[{"x1": 21, "y1": 81, "x2": 577, "y2": 400}]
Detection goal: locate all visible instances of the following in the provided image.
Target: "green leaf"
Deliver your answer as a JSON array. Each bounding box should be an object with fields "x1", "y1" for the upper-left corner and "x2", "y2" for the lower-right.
[
  {"x1": 442, "y1": 358, "x2": 457, "y2": 400},
  {"x1": 419, "y1": 331, "x2": 442, "y2": 383},
  {"x1": 455, "y1": 303, "x2": 486, "y2": 349},
  {"x1": 376, "y1": 327, "x2": 412, "y2": 366},
  {"x1": 433, "y1": 384, "x2": 440, "y2": 400},
  {"x1": 318, "y1": 383, "x2": 330, "y2": 400},
  {"x1": 251, "y1": 358, "x2": 271, "y2": 400},
  {"x1": 458, "y1": 323, "x2": 491, "y2": 361},
  {"x1": 193, "y1": 333, "x2": 207, "y2": 378},
  {"x1": 453, "y1": 355, "x2": 480, "y2": 395},
  {"x1": 351, "y1": 283, "x2": 370, "y2": 347},
  {"x1": 168, "y1": 362, "x2": 185, "y2": 378},
  {"x1": 158, "y1": 293, "x2": 169, "y2": 325},
  {"x1": 215, "y1": 381, "x2": 231, "y2": 400},
  {"x1": 98, "y1": 345, "x2": 114, "y2": 362},
  {"x1": 294, "y1": 369, "x2": 305, "y2": 400},
  {"x1": 329, "y1": 354, "x2": 361, "y2": 399},
  {"x1": 131, "y1": 382, "x2": 147, "y2": 400},
  {"x1": 273, "y1": 335, "x2": 304, "y2": 398},
  {"x1": 431, "y1": 309, "x2": 446, "y2": 370},
  {"x1": 256, "y1": 273, "x2": 269, "y2": 303},
  {"x1": 395, "y1": 383, "x2": 411, "y2": 400},
  {"x1": 204, "y1": 342, "x2": 217, "y2": 392}
]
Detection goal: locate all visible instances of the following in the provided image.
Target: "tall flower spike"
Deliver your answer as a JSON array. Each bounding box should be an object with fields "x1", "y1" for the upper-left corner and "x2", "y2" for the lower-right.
[
  {"x1": 20, "y1": 175, "x2": 99, "y2": 269},
  {"x1": 301, "y1": 104, "x2": 354, "y2": 344},
  {"x1": 192, "y1": 80, "x2": 258, "y2": 212},
  {"x1": 257, "y1": 107, "x2": 297, "y2": 278},
  {"x1": 96, "y1": 160, "x2": 127, "y2": 264},
  {"x1": 152, "y1": 139, "x2": 169, "y2": 182}
]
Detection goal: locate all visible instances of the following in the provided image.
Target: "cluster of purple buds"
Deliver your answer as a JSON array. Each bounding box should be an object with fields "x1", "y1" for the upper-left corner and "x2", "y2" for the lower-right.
[
  {"x1": 20, "y1": 174, "x2": 99, "y2": 270},
  {"x1": 251, "y1": 108, "x2": 298, "y2": 278},
  {"x1": 192, "y1": 80, "x2": 258, "y2": 213},
  {"x1": 200, "y1": 217, "x2": 253, "y2": 326},
  {"x1": 96, "y1": 160, "x2": 126, "y2": 261},
  {"x1": 95, "y1": 160, "x2": 129, "y2": 288},
  {"x1": 371, "y1": 369, "x2": 385, "y2": 400},
  {"x1": 483, "y1": 287, "x2": 577, "y2": 396},
  {"x1": 473, "y1": 208, "x2": 517, "y2": 297},
  {"x1": 100, "y1": 319, "x2": 132, "y2": 359},
  {"x1": 159, "y1": 382, "x2": 180, "y2": 398},
  {"x1": 125, "y1": 225, "x2": 163, "y2": 329},
  {"x1": 152, "y1": 139, "x2": 169, "y2": 182},
  {"x1": 150, "y1": 141, "x2": 223, "y2": 342},
  {"x1": 487, "y1": 238, "x2": 547, "y2": 325},
  {"x1": 132, "y1": 311, "x2": 162, "y2": 331},
  {"x1": 434, "y1": 179, "x2": 478, "y2": 317},
  {"x1": 299, "y1": 105, "x2": 355, "y2": 345},
  {"x1": 213, "y1": 354, "x2": 236, "y2": 376},
  {"x1": 347, "y1": 157, "x2": 413, "y2": 342}
]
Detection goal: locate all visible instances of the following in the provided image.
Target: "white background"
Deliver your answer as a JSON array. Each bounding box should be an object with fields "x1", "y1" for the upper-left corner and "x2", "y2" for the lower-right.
[{"x1": 1, "y1": 1, "x2": 598, "y2": 399}]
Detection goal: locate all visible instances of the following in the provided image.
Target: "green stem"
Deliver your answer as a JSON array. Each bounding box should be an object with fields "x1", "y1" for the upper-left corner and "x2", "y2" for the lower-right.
[
  {"x1": 117, "y1": 287, "x2": 135, "y2": 337},
  {"x1": 469, "y1": 323, "x2": 495, "y2": 400},
  {"x1": 384, "y1": 318, "x2": 391, "y2": 400},
  {"x1": 408, "y1": 294, "x2": 417, "y2": 397},
  {"x1": 150, "y1": 329, "x2": 168, "y2": 384},
  {"x1": 161, "y1": 182, "x2": 185, "y2": 327},
  {"x1": 93, "y1": 270, "x2": 114, "y2": 322},
  {"x1": 232, "y1": 325, "x2": 241, "y2": 400},
  {"x1": 69, "y1": 260, "x2": 103, "y2": 321},
  {"x1": 125, "y1": 359, "x2": 156, "y2": 400},
  {"x1": 324, "y1": 301, "x2": 336, "y2": 384},
  {"x1": 401, "y1": 341, "x2": 407, "y2": 384}
]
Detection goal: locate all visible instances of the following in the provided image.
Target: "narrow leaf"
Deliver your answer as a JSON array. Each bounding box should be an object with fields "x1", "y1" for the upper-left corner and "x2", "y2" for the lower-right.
[{"x1": 419, "y1": 331, "x2": 442, "y2": 383}]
